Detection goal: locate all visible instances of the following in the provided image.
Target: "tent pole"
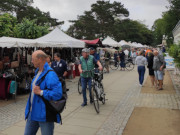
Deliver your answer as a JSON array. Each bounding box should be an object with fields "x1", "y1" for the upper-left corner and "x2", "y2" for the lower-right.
[
  {"x1": 52, "y1": 47, "x2": 54, "y2": 59},
  {"x1": 71, "y1": 48, "x2": 73, "y2": 61}
]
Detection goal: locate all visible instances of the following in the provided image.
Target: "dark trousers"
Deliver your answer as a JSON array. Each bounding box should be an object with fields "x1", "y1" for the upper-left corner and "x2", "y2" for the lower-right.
[
  {"x1": 138, "y1": 66, "x2": 145, "y2": 85},
  {"x1": 81, "y1": 77, "x2": 92, "y2": 103},
  {"x1": 120, "y1": 60, "x2": 125, "y2": 68}
]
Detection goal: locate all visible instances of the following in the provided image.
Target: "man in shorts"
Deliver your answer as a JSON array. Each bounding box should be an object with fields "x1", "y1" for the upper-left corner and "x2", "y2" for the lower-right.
[{"x1": 153, "y1": 50, "x2": 165, "y2": 90}]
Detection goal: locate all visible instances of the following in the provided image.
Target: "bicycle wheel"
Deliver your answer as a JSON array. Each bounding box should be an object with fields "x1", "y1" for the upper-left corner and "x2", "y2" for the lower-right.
[
  {"x1": 99, "y1": 83, "x2": 105, "y2": 104},
  {"x1": 110, "y1": 60, "x2": 118, "y2": 70},
  {"x1": 125, "y1": 62, "x2": 134, "y2": 71},
  {"x1": 92, "y1": 86, "x2": 100, "y2": 113},
  {"x1": 78, "y1": 78, "x2": 82, "y2": 94},
  {"x1": 103, "y1": 66, "x2": 107, "y2": 73}
]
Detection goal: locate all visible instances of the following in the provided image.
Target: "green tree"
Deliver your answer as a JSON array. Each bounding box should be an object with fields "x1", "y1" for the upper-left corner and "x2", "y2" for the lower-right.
[
  {"x1": 152, "y1": 0, "x2": 180, "y2": 46},
  {"x1": 168, "y1": 44, "x2": 180, "y2": 67},
  {"x1": 0, "y1": 13, "x2": 17, "y2": 37},
  {"x1": 152, "y1": 18, "x2": 166, "y2": 45},
  {"x1": 16, "y1": 6, "x2": 64, "y2": 27},
  {"x1": 14, "y1": 18, "x2": 49, "y2": 39},
  {"x1": 67, "y1": 0, "x2": 129, "y2": 39},
  {"x1": 113, "y1": 19, "x2": 153, "y2": 44},
  {"x1": 0, "y1": 0, "x2": 63, "y2": 27},
  {"x1": 67, "y1": 0, "x2": 153, "y2": 45},
  {"x1": 0, "y1": 0, "x2": 33, "y2": 13}
]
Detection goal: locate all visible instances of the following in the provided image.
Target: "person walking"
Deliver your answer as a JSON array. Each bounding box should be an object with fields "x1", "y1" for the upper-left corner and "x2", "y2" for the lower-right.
[
  {"x1": 51, "y1": 53, "x2": 68, "y2": 79},
  {"x1": 153, "y1": 50, "x2": 165, "y2": 90},
  {"x1": 104, "y1": 49, "x2": 111, "y2": 73},
  {"x1": 135, "y1": 51, "x2": 147, "y2": 86},
  {"x1": 114, "y1": 51, "x2": 119, "y2": 67},
  {"x1": 147, "y1": 52, "x2": 157, "y2": 88},
  {"x1": 24, "y1": 50, "x2": 62, "y2": 135},
  {"x1": 132, "y1": 49, "x2": 137, "y2": 64},
  {"x1": 90, "y1": 47, "x2": 100, "y2": 72},
  {"x1": 119, "y1": 50, "x2": 125, "y2": 71},
  {"x1": 78, "y1": 48, "x2": 103, "y2": 107}
]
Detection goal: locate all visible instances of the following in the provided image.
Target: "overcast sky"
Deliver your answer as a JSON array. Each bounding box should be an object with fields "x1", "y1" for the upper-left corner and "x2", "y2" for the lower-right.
[{"x1": 32, "y1": 0, "x2": 169, "y2": 30}]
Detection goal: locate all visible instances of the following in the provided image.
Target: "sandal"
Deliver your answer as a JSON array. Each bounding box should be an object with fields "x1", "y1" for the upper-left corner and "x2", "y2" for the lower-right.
[{"x1": 158, "y1": 88, "x2": 163, "y2": 90}]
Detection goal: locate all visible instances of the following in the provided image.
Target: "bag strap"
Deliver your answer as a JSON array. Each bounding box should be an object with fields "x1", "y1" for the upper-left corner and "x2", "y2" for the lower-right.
[{"x1": 37, "y1": 70, "x2": 53, "y2": 86}]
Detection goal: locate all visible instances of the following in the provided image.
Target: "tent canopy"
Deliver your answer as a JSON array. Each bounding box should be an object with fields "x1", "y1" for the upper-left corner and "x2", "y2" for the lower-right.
[
  {"x1": 97, "y1": 47, "x2": 117, "y2": 54},
  {"x1": 35, "y1": 27, "x2": 85, "y2": 48},
  {"x1": 0, "y1": 37, "x2": 39, "y2": 48},
  {"x1": 102, "y1": 36, "x2": 120, "y2": 47},
  {"x1": 119, "y1": 40, "x2": 129, "y2": 46},
  {"x1": 81, "y1": 38, "x2": 101, "y2": 45}
]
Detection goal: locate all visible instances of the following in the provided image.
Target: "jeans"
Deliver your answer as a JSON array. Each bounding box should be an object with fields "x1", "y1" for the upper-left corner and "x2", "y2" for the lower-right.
[
  {"x1": 138, "y1": 66, "x2": 146, "y2": 85},
  {"x1": 81, "y1": 77, "x2": 92, "y2": 103},
  {"x1": 24, "y1": 112, "x2": 54, "y2": 135},
  {"x1": 154, "y1": 70, "x2": 164, "y2": 80},
  {"x1": 120, "y1": 60, "x2": 125, "y2": 68}
]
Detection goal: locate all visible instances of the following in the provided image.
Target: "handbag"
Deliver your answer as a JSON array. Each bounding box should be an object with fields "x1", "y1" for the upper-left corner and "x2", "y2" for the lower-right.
[
  {"x1": 11, "y1": 61, "x2": 19, "y2": 68},
  {"x1": 37, "y1": 70, "x2": 67, "y2": 114}
]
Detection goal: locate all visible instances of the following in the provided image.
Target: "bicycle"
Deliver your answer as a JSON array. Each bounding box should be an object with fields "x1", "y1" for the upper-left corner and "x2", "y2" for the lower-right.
[
  {"x1": 100, "y1": 59, "x2": 108, "y2": 73},
  {"x1": 78, "y1": 77, "x2": 89, "y2": 95},
  {"x1": 82, "y1": 69, "x2": 106, "y2": 113},
  {"x1": 78, "y1": 77, "x2": 82, "y2": 94},
  {"x1": 110, "y1": 58, "x2": 134, "y2": 71}
]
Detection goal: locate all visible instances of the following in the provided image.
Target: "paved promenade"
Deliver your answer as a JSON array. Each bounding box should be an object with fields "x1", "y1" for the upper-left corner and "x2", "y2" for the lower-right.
[{"x1": 0, "y1": 68, "x2": 180, "y2": 135}]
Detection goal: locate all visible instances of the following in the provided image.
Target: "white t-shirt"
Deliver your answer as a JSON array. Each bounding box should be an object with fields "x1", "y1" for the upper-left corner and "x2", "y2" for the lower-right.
[{"x1": 30, "y1": 71, "x2": 42, "y2": 111}]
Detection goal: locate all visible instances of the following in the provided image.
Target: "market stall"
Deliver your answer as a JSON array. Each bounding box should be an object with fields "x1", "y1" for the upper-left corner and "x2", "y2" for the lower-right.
[
  {"x1": 102, "y1": 36, "x2": 121, "y2": 47},
  {"x1": 35, "y1": 27, "x2": 85, "y2": 79},
  {"x1": 0, "y1": 28, "x2": 85, "y2": 99}
]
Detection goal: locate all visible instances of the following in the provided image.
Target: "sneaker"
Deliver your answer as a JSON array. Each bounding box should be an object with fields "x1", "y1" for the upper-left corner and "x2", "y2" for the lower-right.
[
  {"x1": 81, "y1": 103, "x2": 87, "y2": 107},
  {"x1": 139, "y1": 84, "x2": 143, "y2": 87}
]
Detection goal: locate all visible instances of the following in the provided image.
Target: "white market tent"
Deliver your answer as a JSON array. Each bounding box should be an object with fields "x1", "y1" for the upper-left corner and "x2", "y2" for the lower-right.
[
  {"x1": 131, "y1": 42, "x2": 137, "y2": 47},
  {"x1": 137, "y1": 43, "x2": 144, "y2": 48},
  {"x1": 119, "y1": 40, "x2": 128, "y2": 46},
  {"x1": 0, "y1": 37, "x2": 42, "y2": 48},
  {"x1": 102, "y1": 36, "x2": 120, "y2": 47},
  {"x1": 35, "y1": 27, "x2": 85, "y2": 48},
  {"x1": 0, "y1": 27, "x2": 85, "y2": 49}
]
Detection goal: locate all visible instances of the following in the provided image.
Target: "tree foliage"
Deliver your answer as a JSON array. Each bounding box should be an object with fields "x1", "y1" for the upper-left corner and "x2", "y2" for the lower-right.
[
  {"x1": 14, "y1": 18, "x2": 49, "y2": 39},
  {"x1": 0, "y1": 0, "x2": 64, "y2": 27},
  {"x1": 67, "y1": 0, "x2": 152, "y2": 45},
  {"x1": 168, "y1": 44, "x2": 180, "y2": 67},
  {"x1": 0, "y1": 13, "x2": 17, "y2": 37},
  {"x1": 67, "y1": 0, "x2": 129, "y2": 39},
  {"x1": 152, "y1": 0, "x2": 180, "y2": 46},
  {"x1": 113, "y1": 19, "x2": 153, "y2": 45}
]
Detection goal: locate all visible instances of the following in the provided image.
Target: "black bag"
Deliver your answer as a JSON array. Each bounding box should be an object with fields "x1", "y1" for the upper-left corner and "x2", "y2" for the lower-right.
[{"x1": 38, "y1": 70, "x2": 67, "y2": 117}]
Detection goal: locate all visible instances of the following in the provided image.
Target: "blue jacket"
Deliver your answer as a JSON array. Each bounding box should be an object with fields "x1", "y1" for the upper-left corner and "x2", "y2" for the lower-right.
[{"x1": 25, "y1": 62, "x2": 63, "y2": 123}]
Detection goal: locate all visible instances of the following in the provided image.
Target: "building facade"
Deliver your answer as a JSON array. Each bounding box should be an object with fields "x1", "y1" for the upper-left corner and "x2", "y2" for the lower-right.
[{"x1": 173, "y1": 20, "x2": 180, "y2": 45}]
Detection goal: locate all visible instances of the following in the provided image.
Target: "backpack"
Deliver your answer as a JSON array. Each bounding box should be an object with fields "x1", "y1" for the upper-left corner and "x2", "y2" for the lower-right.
[{"x1": 38, "y1": 70, "x2": 67, "y2": 124}]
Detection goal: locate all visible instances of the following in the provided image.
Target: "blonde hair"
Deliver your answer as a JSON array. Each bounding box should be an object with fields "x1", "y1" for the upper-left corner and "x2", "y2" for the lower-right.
[{"x1": 138, "y1": 50, "x2": 144, "y2": 56}]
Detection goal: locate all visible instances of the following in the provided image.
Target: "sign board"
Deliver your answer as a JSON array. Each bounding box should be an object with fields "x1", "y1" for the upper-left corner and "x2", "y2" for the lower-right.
[{"x1": 165, "y1": 53, "x2": 175, "y2": 69}]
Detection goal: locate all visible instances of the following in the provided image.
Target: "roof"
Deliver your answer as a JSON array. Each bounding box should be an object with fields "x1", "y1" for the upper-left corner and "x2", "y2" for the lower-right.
[
  {"x1": 36, "y1": 27, "x2": 85, "y2": 48},
  {"x1": 81, "y1": 38, "x2": 101, "y2": 45},
  {"x1": 102, "y1": 36, "x2": 120, "y2": 47}
]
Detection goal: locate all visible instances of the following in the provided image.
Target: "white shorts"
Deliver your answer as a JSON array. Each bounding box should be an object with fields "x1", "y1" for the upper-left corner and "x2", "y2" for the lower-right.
[{"x1": 154, "y1": 70, "x2": 164, "y2": 80}]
